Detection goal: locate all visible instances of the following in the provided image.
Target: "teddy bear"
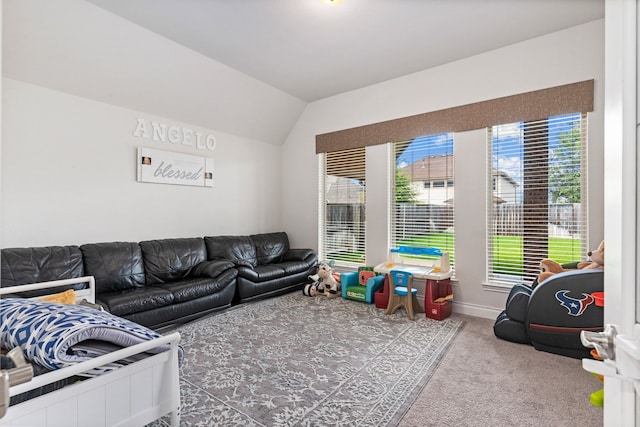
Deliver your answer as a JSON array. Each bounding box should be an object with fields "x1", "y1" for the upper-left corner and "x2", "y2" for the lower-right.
[
  {"x1": 537, "y1": 240, "x2": 604, "y2": 284},
  {"x1": 537, "y1": 258, "x2": 570, "y2": 284},
  {"x1": 577, "y1": 240, "x2": 604, "y2": 270}
]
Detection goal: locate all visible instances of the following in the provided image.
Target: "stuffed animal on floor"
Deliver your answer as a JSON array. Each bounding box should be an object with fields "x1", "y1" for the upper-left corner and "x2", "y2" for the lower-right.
[
  {"x1": 303, "y1": 273, "x2": 322, "y2": 297},
  {"x1": 303, "y1": 282, "x2": 318, "y2": 297},
  {"x1": 317, "y1": 261, "x2": 340, "y2": 298},
  {"x1": 577, "y1": 240, "x2": 605, "y2": 270},
  {"x1": 303, "y1": 261, "x2": 340, "y2": 297}
]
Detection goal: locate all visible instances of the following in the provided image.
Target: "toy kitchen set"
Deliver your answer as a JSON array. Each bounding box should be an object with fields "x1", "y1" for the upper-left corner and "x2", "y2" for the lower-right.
[{"x1": 374, "y1": 246, "x2": 453, "y2": 320}]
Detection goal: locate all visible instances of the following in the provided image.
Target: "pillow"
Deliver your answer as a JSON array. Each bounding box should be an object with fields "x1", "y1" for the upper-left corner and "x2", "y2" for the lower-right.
[{"x1": 39, "y1": 289, "x2": 76, "y2": 305}]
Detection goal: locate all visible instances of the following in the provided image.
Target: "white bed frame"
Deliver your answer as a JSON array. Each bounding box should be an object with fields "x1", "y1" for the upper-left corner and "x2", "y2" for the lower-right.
[{"x1": 0, "y1": 277, "x2": 181, "y2": 427}]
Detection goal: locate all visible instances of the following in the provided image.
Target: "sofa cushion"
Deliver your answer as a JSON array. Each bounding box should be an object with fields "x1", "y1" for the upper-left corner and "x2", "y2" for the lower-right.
[
  {"x1": 1, "y1": 246, "x2": 85, "y2": 297},
  {"x1": 158, "y1": 272, "x2": 238, "y2": 303},
  {"x1": 237, "y1": 265, "x2": 286, "y2": 282},
  {"x1": 250, "y1": 232, "x2": 289, "y2": 265},
  {"x1": 97, "y1": 287, "x2": 174, "y2": 317},
  {"x1": 140, "y1": 238, "x2": 207, "y2": 285},
  {"x1": 80, "y1": 242, "x2": 146, "y2": 293},
  {"x1": 269, "y1": 260, "x2": 310, "y2": 275},
  {"x1": 204, "y1": 235, "x2": 257, "y2": 267}
]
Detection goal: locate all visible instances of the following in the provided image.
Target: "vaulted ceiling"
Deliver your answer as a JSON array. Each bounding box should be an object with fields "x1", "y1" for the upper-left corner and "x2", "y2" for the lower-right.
[
  {"x1": 3, "y1": 1, "x2": 604, "y2": 145},
  {"x1": 88, "y1": 0, "x2": 604, "y2": 102}
]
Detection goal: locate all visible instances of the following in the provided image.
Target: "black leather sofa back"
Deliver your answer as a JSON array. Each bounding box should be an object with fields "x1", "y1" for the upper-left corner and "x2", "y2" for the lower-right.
[
  {"x1": 1, "y1": 245, "x2": 85, "y2": 297},
  {"x1": 140, "y1": 238, "x2": 207, "y2": 284},
  {"x1": 204, "y1": 232, "x2": 292, "y2": 267},
  {"x1": 205, "y1": 235, "x2": 258, "y2": 267},
  {"x1": 80, "y1": 242, "x2": 145, "y2": 292},
  {"x1": 251, "y1": 232, "x2": 289, "y2": 265}
]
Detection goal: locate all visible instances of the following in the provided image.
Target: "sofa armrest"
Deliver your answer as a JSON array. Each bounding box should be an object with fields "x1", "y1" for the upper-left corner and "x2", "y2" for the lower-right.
[
  {"x1": 192, "y1": 260, "x2": 236, "y2": 279},
  {"x1": 282, "y1": 249, "x2": 316, "y2": 263},
  {"x1": 365, "y1": 275, "x2": 385, "y2": 303},
  {"x1": 340, "y1": 272, "x2": 359, "y2": 299}
]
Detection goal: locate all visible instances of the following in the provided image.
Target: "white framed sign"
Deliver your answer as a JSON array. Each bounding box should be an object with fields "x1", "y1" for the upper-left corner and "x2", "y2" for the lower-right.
[{"x1": 137, "y1": 147, "x2": 214, "y2": 187}]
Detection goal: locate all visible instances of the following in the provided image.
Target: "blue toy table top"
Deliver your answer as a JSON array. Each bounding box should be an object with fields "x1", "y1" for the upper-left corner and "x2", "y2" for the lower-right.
[{"x1": 390, "y1": 246, "x2": 442, "y2": 256}]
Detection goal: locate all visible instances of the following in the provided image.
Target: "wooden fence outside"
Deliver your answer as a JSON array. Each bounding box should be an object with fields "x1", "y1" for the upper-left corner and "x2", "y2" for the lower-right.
[
  {"x1": 326, "y1": 203, "x2": 581, "y2": 251},
  {"x1": 492, "y1": 203, "x2": 582, "y2": 237}
]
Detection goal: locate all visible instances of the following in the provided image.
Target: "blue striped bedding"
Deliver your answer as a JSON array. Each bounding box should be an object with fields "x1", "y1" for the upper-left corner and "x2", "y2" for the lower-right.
[{"x1": 0, "y1": 298, "x2": 182, "y2": 376}]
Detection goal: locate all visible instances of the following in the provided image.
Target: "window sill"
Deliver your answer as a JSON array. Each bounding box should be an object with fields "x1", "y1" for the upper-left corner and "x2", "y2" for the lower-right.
[{"x1": 481, "y1": 281, "x2": 513, "y2": 293}]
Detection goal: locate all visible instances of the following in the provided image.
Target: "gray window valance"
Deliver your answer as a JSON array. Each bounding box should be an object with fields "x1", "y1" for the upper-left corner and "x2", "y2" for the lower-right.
[{"x1": 316, "y1": 79, "x2": 594, "y2": 154}]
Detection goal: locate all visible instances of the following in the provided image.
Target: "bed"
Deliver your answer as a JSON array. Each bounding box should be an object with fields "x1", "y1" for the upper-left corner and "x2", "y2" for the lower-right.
[{"x1": 0, "y1": 276, "x2": 181, "y2": 427}]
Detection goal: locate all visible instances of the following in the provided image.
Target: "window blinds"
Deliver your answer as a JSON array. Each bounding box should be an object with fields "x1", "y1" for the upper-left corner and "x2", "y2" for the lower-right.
[
  {"x1": 319, "y1": 147, "x2": 366, "y2": 265},
  {"x1": 391, "y1": 134, "x2": 455, "y2": 267},
  {"x1": 487, "y1": 113, "x2": 587, "y2": 285}
]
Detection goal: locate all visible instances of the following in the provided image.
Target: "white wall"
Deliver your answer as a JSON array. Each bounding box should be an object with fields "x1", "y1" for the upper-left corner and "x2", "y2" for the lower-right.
[
  {"x1": 282, "y1": 19, "x2": 605, "y2": 317},
  {"x1": 1, "y1": 0, "x2": 301, "y2": 248},
  {"x1": 1, "y1": 78, "x2": 282, "y2": 247},
  {"x1": 0, "y1": 0, "x2": 605, "y2": 317},
  {"x1": 2, "y1": 0, "x2": 305, "y2": 146}
]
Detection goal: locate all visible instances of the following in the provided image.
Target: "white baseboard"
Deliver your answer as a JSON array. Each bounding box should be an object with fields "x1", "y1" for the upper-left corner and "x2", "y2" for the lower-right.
[{"x1": 451, "y1": 301, "x2": 502, "y2": 319}]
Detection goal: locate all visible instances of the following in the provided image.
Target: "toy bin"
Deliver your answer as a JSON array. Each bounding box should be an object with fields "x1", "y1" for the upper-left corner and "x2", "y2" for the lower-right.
[
  {"x1": 374, "y1": 275, "x2": 390, "y2": 309},
  {"x1": 425, "y1": 278, "x2": 452, "y2": 320}
]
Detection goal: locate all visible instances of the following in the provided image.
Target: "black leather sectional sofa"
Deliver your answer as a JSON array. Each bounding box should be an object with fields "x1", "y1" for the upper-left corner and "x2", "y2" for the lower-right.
[
  {"x1": 205, "y1": 233, "x2": 317, "y2": 303},
  {"x1": 0, "y1": 232, "x2": 317, "y2": 330}
]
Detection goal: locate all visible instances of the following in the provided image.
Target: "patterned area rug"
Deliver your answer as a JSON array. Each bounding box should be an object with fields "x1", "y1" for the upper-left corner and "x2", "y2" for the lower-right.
[{"x1": 153, "y1": 292, "x2": 464, "y2": 426}]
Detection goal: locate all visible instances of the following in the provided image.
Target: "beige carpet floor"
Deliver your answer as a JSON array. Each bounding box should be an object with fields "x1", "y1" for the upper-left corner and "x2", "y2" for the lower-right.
[{"x1": 398, "y1": 314, "x2": 604, "y2": 427}]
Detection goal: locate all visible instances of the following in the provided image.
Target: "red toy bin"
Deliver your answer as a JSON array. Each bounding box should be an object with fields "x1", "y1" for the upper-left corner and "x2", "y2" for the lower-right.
[
  {"x1": 425, "y1": 278, "x2": 452, "y2": 320},
  {"x1": 374, "y1": 274, "x2": 390, "y2": 309}
]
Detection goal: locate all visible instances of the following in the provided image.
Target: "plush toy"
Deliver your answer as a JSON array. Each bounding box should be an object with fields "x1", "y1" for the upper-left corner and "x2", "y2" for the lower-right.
[
  {"x1": 303, "y1": 282, "x2": 318, "y2": 297},
  {"x1": 303, "y1": 262, "x2": 340, "y2": 297},
  {"x1": 303, "y1": 273, "x2": 322, "y2": 297},
  {"x1": 538, "y1": 240, "x2": 605, "y2": 284},
  {"x1": 317, "y1": 261, "x2": 340, "y2": 298},
  {"x1": 577, "y1": 240, "x2": 605, "y2": 270},
  {"x1": 538, "y1": 259, "x2": 570, "y2": 284}
]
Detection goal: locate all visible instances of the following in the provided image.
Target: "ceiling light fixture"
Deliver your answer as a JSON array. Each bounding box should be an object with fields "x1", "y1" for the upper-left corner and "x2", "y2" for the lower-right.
[{"x1": 322, "y1": 0, "x2": 342, "y2": 4}]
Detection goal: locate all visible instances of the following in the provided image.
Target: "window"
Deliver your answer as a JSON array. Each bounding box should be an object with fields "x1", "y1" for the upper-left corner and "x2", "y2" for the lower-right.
[
  {"x1": 319, "y1": 147, "x2": 366, "y2": 266},
  {"x1": 487, "y1": 113, "x2": 587, "y2": 285},
  {"x1": 391, "y1": 134, "x2": 455, "y2": 266}
]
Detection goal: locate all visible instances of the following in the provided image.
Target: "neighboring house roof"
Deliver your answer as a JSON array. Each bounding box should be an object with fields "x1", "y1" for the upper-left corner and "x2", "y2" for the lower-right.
[
  {"x1": 325, "y1": 176, "x2": 364, "y2": 204},
  {"x1": 399, "y1": 154, "x2": 454, "y2": 180},
  {"x1": 399, "y1": 154, "x2": 518, "y2": 190},
  {"x1": 493, "y1": 169, "x2": 518, "y2": 187}
]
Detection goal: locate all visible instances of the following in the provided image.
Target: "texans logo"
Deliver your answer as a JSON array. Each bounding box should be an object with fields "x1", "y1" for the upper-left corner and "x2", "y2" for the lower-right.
[{"x1": 555, "y1": 290, "x2": 595, "y2": 316}]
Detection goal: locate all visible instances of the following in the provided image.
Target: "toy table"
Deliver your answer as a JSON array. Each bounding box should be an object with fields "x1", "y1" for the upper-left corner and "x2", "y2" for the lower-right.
[{"x1": 373, "y1": 247, "x2": 453, "y2": 319}]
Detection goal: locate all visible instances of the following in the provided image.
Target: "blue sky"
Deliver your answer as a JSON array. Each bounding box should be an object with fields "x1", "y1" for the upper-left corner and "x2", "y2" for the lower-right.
[
  {"x1": 396, "y1": 133, "x2": 453, "y2": 169},
  {"x1": 491, "y1": 114, "x2": 581, "y2": 200},
  {"x1": 396, "y1": 114, "x2": 581, "y2": 201}
]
